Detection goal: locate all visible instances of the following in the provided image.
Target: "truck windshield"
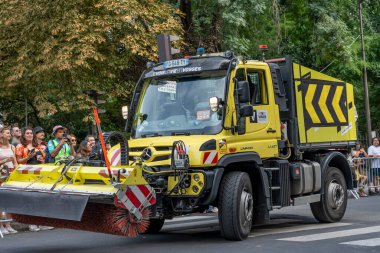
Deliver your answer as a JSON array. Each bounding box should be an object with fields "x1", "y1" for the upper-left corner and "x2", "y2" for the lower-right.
[{"x1": 132, "y1": 73, "x2": 226, "y2": 138}]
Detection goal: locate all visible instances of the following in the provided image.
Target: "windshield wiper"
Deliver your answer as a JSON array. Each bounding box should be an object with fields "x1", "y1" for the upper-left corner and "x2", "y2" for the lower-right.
[
  {"x1": 171, "y1": 132, "x2": 191, "y2": 136},
  {"x1": 141, "y1": 133, "x2": 162, "y2": 138}
]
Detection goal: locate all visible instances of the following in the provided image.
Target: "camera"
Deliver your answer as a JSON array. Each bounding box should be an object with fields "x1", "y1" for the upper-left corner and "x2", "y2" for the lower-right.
[{"x1": 63, "y1": 132, "x2": 67, "y2": 138}]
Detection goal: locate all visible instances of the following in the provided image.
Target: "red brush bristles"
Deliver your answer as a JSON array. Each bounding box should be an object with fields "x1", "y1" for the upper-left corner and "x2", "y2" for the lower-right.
[
  {"x1": 12, "y1": 203, "x2": 151, "y2": 237},
  {"x1": 110, "y1": 207, "x2": 151, "y2": 237}
]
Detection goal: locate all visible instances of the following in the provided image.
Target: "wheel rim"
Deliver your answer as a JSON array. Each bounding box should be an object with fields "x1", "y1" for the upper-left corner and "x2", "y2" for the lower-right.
[
  {"x1": 327, "y1": 179, "x2": 345, "y2": 209},
  {"x1": 239, "y1": 188, "x2": 253, "y2": 228}
]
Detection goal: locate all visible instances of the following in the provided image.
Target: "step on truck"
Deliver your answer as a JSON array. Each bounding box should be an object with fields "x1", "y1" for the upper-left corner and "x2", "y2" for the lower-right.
[{"x1": 0, "y1": 50, "x2": 357, "y2": 241}]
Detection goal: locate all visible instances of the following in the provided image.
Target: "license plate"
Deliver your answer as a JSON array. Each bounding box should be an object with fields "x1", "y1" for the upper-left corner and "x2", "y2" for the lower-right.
[{"x1": 163, "y1": 59, "x2": 189, "y2": 69}]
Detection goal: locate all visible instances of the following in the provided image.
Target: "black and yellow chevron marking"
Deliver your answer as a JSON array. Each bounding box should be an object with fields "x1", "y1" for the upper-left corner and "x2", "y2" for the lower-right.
[{"x1": 301, "y1": 79, "x2": 349, "y2": 130}]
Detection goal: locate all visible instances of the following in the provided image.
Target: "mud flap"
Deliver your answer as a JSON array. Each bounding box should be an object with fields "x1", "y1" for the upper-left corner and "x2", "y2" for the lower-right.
[{"x1": 0, "y1": 190, "x2": 89, "y2": 221}]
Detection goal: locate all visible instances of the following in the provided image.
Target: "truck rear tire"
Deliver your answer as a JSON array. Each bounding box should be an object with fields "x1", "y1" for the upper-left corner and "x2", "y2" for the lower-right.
[
  {"x1": 218, "y1": 171, "x2": 253, "y2": 241},
  {"x1": 310, "y1": 167, "x2": 347, "y2": 223},
  {"x1": 144, "y1": 218, "x2": 165, "y2": 234}
]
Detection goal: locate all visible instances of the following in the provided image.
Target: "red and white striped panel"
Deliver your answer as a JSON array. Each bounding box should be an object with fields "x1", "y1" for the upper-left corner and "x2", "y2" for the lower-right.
[
  {"x1": 110, "y1": 148, "x2": 121, "y2": 166},
  {"x1": 98, "y1": 169, "x2": 129, "y2": 179},
  {"x1": 203, "y1": 151, "x2": 218, "y2": 164},
  {"x1": 114, "y1": 184, "x2": 156, "y2": 220},
  {"x1": 16, "y1": 166, "x2": 43, "y2": 175}
]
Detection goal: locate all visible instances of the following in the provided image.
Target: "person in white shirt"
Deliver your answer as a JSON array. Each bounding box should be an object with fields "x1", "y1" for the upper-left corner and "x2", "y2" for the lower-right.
[
  {"x1": 0, "y1": 126, "x2": 18, "y2": 235},
  {"x1": 367, "y1": 138, "x2": 380, "y2": 193}
]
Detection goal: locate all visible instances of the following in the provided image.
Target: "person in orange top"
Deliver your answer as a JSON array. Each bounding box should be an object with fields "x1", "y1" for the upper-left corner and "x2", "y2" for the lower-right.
[
  {"x1": 15, "y1": 127, "x2": 52, "y2": 232},
  {"x1": 15, "y1": 127, "x2": 45, "y2": 165}
]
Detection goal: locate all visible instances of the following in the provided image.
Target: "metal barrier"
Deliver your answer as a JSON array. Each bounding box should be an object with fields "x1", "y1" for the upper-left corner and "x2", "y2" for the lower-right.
[
  {"x1": 0, "y1": 165, "x2": 12, "y2": 238},
  {"x1": 351, "y1": 157, "x2": 380, "y2": 196}
]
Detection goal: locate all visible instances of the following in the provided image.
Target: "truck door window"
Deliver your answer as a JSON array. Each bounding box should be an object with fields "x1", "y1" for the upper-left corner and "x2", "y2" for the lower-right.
[{"x1": 247, "y1": 70, "x2": 268, "y2": 105}]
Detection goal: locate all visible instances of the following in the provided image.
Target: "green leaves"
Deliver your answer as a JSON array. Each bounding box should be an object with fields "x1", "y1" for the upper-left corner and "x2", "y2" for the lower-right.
[{"x1": 0, "y1": 0, "x2": 182, "y2": 133}]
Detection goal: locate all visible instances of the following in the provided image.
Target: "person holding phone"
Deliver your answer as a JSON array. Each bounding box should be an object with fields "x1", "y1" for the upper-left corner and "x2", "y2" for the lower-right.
[
  {"x1": 67, "y1": 134, "x2": 77, "y2": 150},
  {"x1": 47, "y1": 125, "x2": 75, "y2": 162},
  {"x1": 15, "y1": 127, "x2": 45, "y2": 165},
  {"x1": 15, "y1": 127, "x2": 52, "y2": 231}
]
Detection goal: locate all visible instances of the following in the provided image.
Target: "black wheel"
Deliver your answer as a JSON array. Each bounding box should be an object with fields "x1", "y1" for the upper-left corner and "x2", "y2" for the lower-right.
[
  {"x1": 310, "y1": 167, "x2": 347, "y2": 223},
  {"x1": 144, "y1": 218, "x2": 165, "y2": 234},
  {"x1": 218, "y1": 171, "x2": 253, "y2": 241}
]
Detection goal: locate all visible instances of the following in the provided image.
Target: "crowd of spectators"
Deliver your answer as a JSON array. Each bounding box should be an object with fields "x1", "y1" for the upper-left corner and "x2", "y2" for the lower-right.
[
  {"x1": 0, "y1": 124, "x2": 98, "y2": 236},
  {"x1": 351, "y1": 137, "x2": 380, "y2": 197}
]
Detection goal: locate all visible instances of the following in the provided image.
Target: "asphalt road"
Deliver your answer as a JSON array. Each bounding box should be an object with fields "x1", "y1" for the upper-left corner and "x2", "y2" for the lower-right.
[{"x1": 1, "y1": 195, "x2": 380, "y2": 253}]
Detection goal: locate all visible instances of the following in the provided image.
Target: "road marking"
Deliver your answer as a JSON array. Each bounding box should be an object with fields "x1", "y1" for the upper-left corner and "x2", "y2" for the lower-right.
[
  {"x1": 250, "y1": 222, "x2": 351, "y2": 238},
  {"x1": 278, "y1": 225, "x2": 380, "y2": 242},
  {"x1": 340, "y1": 237, "x2": 380, "y2": 247},
  {"x1": 165, "y1": 215, "x2": 216, "y2": 224},
  {"x1": 162, "y1": 215, "x2": 355, "y2": 240}
]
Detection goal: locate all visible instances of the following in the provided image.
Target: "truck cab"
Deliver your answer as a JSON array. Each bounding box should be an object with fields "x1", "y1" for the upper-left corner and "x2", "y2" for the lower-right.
[
  {"x1": 0, "y1": 50, "x2": 356, "y2": 241},
  {"x1": 124, "y1": 52, "x2": 356, "y2": 240}
]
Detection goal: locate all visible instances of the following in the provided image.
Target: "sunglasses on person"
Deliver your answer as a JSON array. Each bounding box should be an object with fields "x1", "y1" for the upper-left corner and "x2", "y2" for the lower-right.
[{"x1": 71, "y1": 139, "x2": 77, "y2": 143}]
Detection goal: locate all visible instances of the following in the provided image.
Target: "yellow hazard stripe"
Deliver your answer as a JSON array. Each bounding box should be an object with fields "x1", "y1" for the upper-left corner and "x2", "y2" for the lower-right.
[
  {"x1": 305, "y1": 84, "x2": 321, "y2": 124},
  {"x1": 332, "y1": 86, "x2": 346, "y2": 122},
  {"x1": 318, "y1": 85, "x2": 334, "y2": 123}
]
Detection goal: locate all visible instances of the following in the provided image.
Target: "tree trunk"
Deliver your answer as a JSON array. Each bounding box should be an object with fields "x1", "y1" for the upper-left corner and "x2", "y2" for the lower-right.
[{"x1": 180, "y1": 0, "x2": 192, "y2": 51}]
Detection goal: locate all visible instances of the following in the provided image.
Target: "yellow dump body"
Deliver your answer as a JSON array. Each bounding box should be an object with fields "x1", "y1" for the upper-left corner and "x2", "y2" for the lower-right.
[{"x1": 293, "y1": 63, "x2": 357, "y2": 144}]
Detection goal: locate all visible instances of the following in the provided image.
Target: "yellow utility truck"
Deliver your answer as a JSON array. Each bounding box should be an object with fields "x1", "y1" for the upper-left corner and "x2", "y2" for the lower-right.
[{"x1": 0, "y1": 52, "x2": 357, "y2": 241}]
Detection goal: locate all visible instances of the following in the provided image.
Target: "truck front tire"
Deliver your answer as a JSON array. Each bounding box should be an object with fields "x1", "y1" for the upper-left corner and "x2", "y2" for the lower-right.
[
  {"x1": 310, "y1": 167, "x2": 347, "y2": 223},
  {"x1": 218, "y1": 171, "x2": 253, "y2": 241}
]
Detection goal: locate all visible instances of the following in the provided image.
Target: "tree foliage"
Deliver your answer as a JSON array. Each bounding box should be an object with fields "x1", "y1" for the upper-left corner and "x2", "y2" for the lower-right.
[
  {"x1": 0, "y1": 0, "x2": 182, "y2": 136},
  {"x1": 186, "y1": 0, "x2": 380, "y2": 138}
]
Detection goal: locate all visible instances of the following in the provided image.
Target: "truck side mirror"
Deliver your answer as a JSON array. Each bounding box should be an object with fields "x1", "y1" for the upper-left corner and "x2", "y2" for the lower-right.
[
  {"x1": 237, "y1": 81, "x2": 250, "y2": 103},
  {"x1": 122, "y1": 106, "x2": 129, "y2": 120},
  {"x1": 239, "y1": 104, "x2": 254, "y2": 117}
]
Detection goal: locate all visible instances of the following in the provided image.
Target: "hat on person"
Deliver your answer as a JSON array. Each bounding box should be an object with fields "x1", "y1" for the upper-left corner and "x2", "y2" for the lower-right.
[
  {"x1": 33, "y1": 126, "x2": 44, "y2": 134},
  {"x1": 52, "y1": 125, "x2": 65, "y2": 135}
]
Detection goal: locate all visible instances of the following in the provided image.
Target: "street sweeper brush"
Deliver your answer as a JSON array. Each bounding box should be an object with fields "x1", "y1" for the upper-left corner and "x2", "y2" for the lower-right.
[
  {"x1": 12, "y1": 203, "x2": 151, "y2": 237},
  {"x1": 0, "y1": 158, "x2": 156, "y2": 237}
]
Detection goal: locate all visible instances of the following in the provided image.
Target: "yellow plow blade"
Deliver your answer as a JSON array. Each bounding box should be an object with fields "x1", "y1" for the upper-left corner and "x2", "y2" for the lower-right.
[{"x1": 0, "y1": 163, "x2": 150, "y2": 221}]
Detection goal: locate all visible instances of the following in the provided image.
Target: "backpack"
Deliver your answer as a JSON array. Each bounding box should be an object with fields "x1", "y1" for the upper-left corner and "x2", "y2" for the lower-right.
[{"x1": 44, "y1": 140, "x2": 57, "y2": 163}]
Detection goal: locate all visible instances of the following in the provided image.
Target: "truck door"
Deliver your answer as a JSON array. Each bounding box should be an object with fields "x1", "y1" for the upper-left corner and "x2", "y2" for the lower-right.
[{"x1": 242, "y1": 67, "x2": 281, "y2": 157}]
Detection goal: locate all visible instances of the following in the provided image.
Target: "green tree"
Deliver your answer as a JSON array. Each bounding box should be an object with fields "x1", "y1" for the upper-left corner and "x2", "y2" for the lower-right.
[{"x1": 0, "y1": 0, "x2": 182, "y2": 135}]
